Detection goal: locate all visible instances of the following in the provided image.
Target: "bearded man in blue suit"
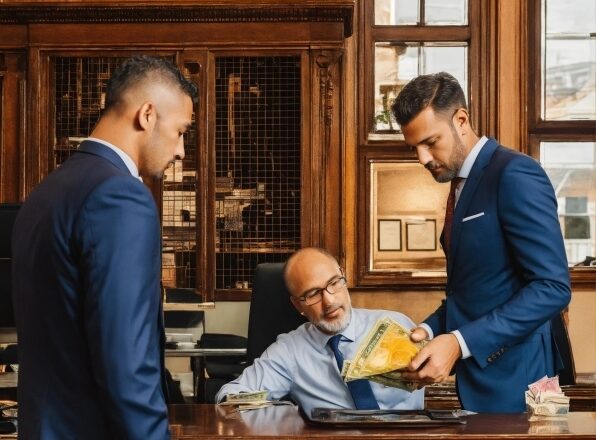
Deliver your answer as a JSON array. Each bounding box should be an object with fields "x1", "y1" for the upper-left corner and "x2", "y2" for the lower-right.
[
  {"x1": 12, "y1": 56, "x2": 196, "y2": 438},
  {"x1": 391, "y1": 72, "x2": 571, "y2": 413}
]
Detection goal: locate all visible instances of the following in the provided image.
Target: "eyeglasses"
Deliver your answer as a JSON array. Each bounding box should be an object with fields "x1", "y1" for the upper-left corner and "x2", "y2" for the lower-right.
[{"x1": 294, "y1": 275, "x2": 347, "y2": 306}]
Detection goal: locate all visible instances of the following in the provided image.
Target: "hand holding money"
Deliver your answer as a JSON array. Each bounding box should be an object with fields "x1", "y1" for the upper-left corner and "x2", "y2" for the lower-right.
[{"x1": 342, "y1": 317, "x2": 427, "y2": 392}]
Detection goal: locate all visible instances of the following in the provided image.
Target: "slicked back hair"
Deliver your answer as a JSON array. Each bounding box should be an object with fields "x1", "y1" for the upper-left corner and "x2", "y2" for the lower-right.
[
  {"x1": 104, "y1": 55, "x2": 198, "y2": 112},
  {"x1": 391, "y1": 72, "x2": 467, "y2": 126}
]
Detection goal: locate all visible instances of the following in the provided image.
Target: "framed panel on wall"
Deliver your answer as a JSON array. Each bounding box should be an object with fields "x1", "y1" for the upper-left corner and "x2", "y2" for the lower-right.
[{"x1": 364, "y1": 158, "x2": 449, "y2": 285}]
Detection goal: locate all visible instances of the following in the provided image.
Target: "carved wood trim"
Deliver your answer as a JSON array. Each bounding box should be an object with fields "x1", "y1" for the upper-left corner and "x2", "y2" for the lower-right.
[
  {"x1": 0, "y1": 5, "x2": 354, "y2": 37},
  {"x1": 312, "y1": 49, "x2": 343, "y2": 250}
]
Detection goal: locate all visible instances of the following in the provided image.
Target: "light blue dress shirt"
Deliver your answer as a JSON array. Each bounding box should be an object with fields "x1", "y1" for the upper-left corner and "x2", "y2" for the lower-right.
[{"x1": 216, "y1": 308, "x2": 425, "y2": 416}]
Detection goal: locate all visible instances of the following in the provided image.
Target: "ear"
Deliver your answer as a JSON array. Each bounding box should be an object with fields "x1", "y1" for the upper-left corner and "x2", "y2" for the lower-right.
[
  {"x1": 137, "y1": 101, "x2": 156, "y2": 132},
  {"x1": 452, "y1": 107, "x2": 469, "y2": 129}
]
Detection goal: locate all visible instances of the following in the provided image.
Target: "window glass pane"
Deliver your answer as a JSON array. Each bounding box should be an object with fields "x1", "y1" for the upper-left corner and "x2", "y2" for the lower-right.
[
  {"x1": 425, "y1": 0, "x2": 467, "y2": 25},
  {"x1": 540, "y1": 141, "x2": 596, "y2": 266},
  {"x1": 546, "y1": 0, "x2": 595, "y2": 34},
  {"x1": 373, "y1": 43, "x2": 467, "y2": 133},
  {"x1": 542, "y1": 0, "x2": 596, "y2": 120},
  {"x1": 375, "y1": 0, "x2": 419, "y2": 25}
]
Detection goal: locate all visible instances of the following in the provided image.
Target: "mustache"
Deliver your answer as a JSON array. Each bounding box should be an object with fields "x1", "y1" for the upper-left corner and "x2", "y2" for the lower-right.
[{"x1": 425, "y1": 161, "x2": 442, "y2": 171}]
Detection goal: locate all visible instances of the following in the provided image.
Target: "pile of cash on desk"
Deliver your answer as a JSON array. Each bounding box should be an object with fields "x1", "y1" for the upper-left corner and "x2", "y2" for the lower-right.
[
  {"x1": 525, "y1": 375, "x2": 569, "y2": 421},
  {"x1": 342, "y1": 317, "x2": 426, "y2": 392},
  {"x1": 219, "y1": 391, "x2": 294, "y2": 412}
]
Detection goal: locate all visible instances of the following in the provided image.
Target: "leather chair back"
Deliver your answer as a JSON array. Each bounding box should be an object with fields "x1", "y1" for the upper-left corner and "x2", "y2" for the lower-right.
[{"x1": 246, "y1": 263, "x2": 307, "y2": 365}]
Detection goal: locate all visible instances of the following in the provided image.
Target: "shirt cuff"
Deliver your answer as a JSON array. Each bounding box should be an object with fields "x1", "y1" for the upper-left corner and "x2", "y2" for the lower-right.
[
  {"x1": 417, "y1": 323, "x2": 434, "y2": 340},
  {"x1": 451, "y1": 329, "x2": 472, "y2": 359}
]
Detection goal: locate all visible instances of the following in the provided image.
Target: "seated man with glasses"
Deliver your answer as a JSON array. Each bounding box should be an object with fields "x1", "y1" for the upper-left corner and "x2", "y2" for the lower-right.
[{"x1": 216, "y1": 247, "x2": 424, "y2": 414}]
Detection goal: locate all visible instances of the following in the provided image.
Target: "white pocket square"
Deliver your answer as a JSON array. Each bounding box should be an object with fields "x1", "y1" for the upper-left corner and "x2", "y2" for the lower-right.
[{"x1": 462, "y1": 212, "x2": 485, "y2": 222}]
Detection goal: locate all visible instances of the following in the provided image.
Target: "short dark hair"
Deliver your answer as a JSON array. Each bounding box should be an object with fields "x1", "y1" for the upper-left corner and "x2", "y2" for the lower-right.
[
  {"x1": 391, "y1": 72, "x2": 466, "y2": 126},
  {"x1": 104, "y1": 55, "x2": 198, "y2": 111}
]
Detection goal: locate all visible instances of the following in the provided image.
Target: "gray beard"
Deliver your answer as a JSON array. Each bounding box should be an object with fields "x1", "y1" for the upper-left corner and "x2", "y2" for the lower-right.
[{"x1": 315, "y1": 305, "x2": 352, "y2": 335}]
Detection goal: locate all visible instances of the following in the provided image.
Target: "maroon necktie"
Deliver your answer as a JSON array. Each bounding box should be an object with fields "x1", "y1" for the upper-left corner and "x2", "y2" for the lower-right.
[{"x1": 443, "y1": 177, "x2": 463, "y2": 254}]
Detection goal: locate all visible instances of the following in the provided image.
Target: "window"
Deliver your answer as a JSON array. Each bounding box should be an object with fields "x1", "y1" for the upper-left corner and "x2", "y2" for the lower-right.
[
  {"x1": 362, "y1": 0, "x2": 480, "y2": 142},
  {"x1": 356, "y1": 0, "x2": 490, "y2": 286},
  {"x1": 529, "y1": 0, "x2": 596, "y2": 283}
]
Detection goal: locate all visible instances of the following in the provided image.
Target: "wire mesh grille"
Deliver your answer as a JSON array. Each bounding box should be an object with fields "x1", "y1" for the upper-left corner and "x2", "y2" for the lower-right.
[
  {"x1": 162, "y1": 62, "x2": 199, "y2": 290},
  {"x1": 215, "y1": 56, "x2": 301, "y2": 291},
  {"x1": 51, "y1": 56, "x2": 200, "y2": 290},
  {"x1": 53, "y1": 57, "x2": 130, "y2": 168}
]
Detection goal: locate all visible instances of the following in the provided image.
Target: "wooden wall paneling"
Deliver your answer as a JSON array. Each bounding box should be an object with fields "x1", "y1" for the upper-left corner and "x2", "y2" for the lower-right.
[
  {"x1": 310, "y1": 49, "x2": 343, "y2": 259},
  {"x1": 25, "y1": 48, "x2": 45, "y2": 196},
  {"x1": 341, "y1": 19, "x2": 357, "y2": 277},
  {"x1": 0, "y1": 52, "x2": 26, "y2": 202},
  {"x1": 26, "y1": 23, "x2": 344, "y2": 48},
  {"x1": 496, "y1": 0, "x2": 527, "y2": 150},
  {"x1": 300, "y1": 50, "x2": 314, "y2": 249}
]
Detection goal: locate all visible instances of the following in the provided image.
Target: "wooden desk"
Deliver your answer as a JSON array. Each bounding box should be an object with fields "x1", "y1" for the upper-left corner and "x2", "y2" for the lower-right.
[{"x1": 168, "y1": 405, "x2": 596, "y2": 439}]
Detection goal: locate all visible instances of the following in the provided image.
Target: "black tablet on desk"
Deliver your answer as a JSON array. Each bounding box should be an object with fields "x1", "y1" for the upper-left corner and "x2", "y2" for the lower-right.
[{"x1": 308, "y1": 408, "x2": 466, "y2": 428}]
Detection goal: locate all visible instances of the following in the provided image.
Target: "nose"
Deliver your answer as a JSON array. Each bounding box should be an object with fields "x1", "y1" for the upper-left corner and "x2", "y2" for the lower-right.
[
  {"x1": 175, "y1": 137, "x2": 185, "y2": 161},
  {"x1": 416, "y1": 146, "x2": 432, "y2": 166},
  {"x1": 321, "y1": 289, "x2": 335, "y2": 307}
]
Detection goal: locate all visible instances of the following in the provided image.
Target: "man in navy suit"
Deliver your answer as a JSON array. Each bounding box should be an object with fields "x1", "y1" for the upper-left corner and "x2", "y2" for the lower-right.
[
  {"x1": 391, "y1": 72, "x2": 571, "y2": 413},
  {"x1": 12, "y1": 56, "x2": 197, "y2": 438}
]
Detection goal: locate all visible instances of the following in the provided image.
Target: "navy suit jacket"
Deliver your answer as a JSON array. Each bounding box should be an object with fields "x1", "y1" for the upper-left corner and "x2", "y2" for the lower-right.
[
  {"x1": 12, "y1": 141, "x2": 169, "y2": 439},
  {"x1": 425, "y1": 138, "x2": 571, "y2": 413}
]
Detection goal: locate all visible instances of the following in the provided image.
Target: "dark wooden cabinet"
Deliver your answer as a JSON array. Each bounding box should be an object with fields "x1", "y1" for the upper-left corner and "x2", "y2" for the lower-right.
[{"x1": 0, "y1": 1, "x2": 354, "y2": 302}]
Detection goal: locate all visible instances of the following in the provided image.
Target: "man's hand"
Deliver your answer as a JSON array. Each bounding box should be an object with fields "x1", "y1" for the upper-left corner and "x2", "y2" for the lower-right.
[
  {"x1": 401, "y1": 333, "x2": 462, "y2": 385},
  {"x1": 409, "y1": 326, "x2": 429, "y2": 343}
]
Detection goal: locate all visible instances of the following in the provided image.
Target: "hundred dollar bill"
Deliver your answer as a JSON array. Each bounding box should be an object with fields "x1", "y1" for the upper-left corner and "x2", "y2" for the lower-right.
[{"x1": 344, "y1": 317, "x2": 426, "y2": 381}]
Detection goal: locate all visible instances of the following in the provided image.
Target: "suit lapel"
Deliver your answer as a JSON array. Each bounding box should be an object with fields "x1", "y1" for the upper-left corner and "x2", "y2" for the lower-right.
[
  {"x1": 78, "y1": 140, "x2": 132, "y2": 175},
  {"x1": 448, "y1": 138, "x2": 499, "y2": 277}
]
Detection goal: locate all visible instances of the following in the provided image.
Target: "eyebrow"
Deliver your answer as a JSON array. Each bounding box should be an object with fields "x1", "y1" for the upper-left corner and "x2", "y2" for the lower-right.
[{"x1": 298, "y1": 273, "x2": 341, "y2": 298}]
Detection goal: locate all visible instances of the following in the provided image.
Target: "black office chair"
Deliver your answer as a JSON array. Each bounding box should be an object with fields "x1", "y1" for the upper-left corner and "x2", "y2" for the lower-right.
[
  {"x1": 198, "y1": 333, "x2": 248, "y2": 403},
  {"x1": 246, "y1": 263, "x2": 307, "y2": 366}
]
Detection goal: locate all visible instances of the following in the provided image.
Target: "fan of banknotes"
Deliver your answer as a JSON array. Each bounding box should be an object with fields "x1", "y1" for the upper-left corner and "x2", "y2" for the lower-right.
[
  {"x1": 341, "y1": 317, "x2": 427, "y2": 392},
  {"x1": 525, "y1": 375, "x2": 569, "y2": 421}
]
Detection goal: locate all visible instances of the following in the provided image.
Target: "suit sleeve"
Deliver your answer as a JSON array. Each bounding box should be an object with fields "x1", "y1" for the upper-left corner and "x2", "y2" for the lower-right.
[
  {"x1": 457, "y1": 156, "x2": 571, "y2": 367},
  {"x1": 75, "y1": 176, "x2": 169, "y2": 439},
  {"x1": 422, "y1": 300, "x2": 446, "y2": 338}
]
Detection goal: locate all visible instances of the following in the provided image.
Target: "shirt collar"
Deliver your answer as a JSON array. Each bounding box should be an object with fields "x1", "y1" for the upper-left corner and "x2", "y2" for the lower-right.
[
  {"x1": 458, "y1": 136, "x2": 488, "y2": 179},
  {"x1": 86, "y1": 137, "x2": 142, "y2": 181}
]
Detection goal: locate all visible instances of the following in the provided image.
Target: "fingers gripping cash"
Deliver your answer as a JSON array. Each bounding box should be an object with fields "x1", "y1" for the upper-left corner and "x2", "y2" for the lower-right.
[{"x1": 341, "y1": 318, "x2": 427, "y2": 392}]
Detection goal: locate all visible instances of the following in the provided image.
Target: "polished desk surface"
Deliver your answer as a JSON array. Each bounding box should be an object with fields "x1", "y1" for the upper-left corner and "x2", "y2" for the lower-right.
[
  {"x1": 165, "y1": 348, "x2": 247, "y2": 357},
  {"x1": 168, "y1": 405, "x2": 596, "y2": 439}
]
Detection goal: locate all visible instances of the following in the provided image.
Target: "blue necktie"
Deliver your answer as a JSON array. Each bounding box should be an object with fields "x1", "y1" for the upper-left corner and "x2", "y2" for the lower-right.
[{"x1": 328, "y1": 334, "x2": 379, "y2": 410}]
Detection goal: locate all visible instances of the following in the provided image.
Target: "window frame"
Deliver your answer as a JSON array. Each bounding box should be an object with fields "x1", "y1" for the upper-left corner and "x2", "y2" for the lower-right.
[
  {"x1": 527, "y1": 1, "x2": 596, "y2": 287},
  {"x1": 355, "y1": 0, "x2": 494, "y2": 287}
]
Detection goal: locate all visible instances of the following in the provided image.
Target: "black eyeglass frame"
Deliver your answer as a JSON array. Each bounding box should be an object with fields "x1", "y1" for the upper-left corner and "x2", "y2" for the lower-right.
[{"x1": 293, "y1": 269, "x2": 347, "y2": 306}]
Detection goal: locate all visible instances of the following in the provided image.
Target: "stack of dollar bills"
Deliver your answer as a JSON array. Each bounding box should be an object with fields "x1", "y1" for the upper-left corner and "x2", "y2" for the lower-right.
[
  {"x1": 341, "y1": 317, "x2": 426, "y2": 392},
  {"x1": 219, "y1": 390, "x2": 271, "y2": 411},
  {"x1": 525, "y1": 375, "x2": 569, "y2": 421}
]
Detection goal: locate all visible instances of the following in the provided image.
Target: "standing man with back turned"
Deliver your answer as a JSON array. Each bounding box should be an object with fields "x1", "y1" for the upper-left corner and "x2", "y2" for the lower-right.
[
  {"x1": 391, "y1": 72, "x2": 571, "y2": 413},
  {"x1": 12, "y1": 56, "x2": 197, "y2": 439}
]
